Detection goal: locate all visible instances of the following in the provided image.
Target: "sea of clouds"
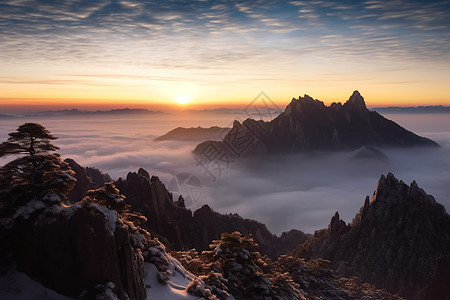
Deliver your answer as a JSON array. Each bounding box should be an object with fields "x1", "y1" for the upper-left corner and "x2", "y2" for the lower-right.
[{"x1": 0, "y1": 112, "x2": 449, "y2": 235}]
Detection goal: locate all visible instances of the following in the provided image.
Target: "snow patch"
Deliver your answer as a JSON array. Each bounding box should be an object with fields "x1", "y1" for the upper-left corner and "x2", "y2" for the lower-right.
[
  {"x1": 95, "y1": 282, "x2": 119, "y2": 300},
  {"x1": 144, "y1": 263, "x2": 200, "y2": 300},
  {"x1": 92, "y1": 204, "x2": 118, "y2": 235},
  {"x1": 42, "y1": 192, "x2": 61, "y2": 203},
  {"x1": 13, "y1": 199, "x2": 45, "y2": 219}
]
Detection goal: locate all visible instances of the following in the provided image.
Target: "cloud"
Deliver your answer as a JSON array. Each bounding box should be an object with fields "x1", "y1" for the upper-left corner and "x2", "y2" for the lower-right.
[
  {"x1": 1, "y1": 112, "x2": 449, "y2": 235},
  {"x1": 1, "y1": 0, "x2": 449, "y2": 70}
]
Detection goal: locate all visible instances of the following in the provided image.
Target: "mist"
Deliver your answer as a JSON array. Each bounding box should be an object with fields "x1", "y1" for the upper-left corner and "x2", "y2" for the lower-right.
[{"x1": 0, "y1": 112, "x2": 449, "y2": 235}]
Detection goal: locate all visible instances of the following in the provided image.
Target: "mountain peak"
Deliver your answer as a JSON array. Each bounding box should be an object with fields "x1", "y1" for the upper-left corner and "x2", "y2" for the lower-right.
[{"x1": 346, "y1": 90, "x2": 367, "y2": 110}]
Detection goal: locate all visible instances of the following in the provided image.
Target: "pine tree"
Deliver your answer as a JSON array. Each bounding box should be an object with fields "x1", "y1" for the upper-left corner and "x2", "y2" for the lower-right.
[
  {"x1": 0, "y1": 123, "x2": 59, "y2": 158},
  {"x1": 0, "y1": 124, "x2": 74, "y2": 218},
  {"x1": 82, "y1": 183, "x2": 128, "y2": 214}
]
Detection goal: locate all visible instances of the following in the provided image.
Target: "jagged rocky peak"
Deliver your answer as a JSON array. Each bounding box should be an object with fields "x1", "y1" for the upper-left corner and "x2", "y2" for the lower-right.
[
  {"x1": 64, "y1": 158, "x2": 113, "y2": 203},
  {"x1": 295, "y1": 172, "x2": 450, "y2": 298},
  {"x1": 369, "y1": 172, "x2": 438, "y2": 208},
  {"x1": 194, "y1": 90, "x2": 438, "y2": 157},
  {"x1": 285, "y1": 94, "x2": 325, "y2": 115},
  {"x1": 328, "y1": 211, "x2": 348, "y2": 237},
  {"x1": 345, "y1": 90, "x2": 367, "y2": 109},
  {"x1": 138, "y1": 167, "x2": 150, "y2": 179}
]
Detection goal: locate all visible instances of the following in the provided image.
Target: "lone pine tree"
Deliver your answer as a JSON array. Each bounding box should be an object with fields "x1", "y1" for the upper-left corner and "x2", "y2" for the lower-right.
[
  {"x1": 0, "y1": 123, "x2": 59, "y2": 158},
  {"x1": 0, "y1": 124, "x2": 74, "y2": 216}
]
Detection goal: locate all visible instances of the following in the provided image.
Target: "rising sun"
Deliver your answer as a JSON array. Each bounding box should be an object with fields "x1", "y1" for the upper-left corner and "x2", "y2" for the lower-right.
[{"x1": 175, "y1": 96, "x2": 191, "y2": 105}]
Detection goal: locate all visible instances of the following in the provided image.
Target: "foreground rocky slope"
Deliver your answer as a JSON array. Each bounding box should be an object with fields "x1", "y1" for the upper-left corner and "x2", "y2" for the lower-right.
[
  {"x1": 176, "y1": 231, "x2": 402, "y2": 300},
  {"x1": 194, "y1": 91, "x2": 438, "y2": 157},
  {"x1": 2, "y1": 160, "x2": 449, "y2": 299},
  {"x1": 294, "y1": 173, "x2": 450, "y2": 299}
]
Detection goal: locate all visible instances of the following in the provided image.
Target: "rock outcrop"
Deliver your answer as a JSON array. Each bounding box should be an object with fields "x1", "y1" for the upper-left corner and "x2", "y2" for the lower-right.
[
  {"x1": 294, "y1": 173, "x2": 450, "y2": 299},
  {"x1": 65, "y1": 158, "x2": 112, "y2": 203},
  {"x1": 194, "y1": 91, "x2": 438, "y2": 157},
  {"x1": 7, "y1": 203, "x2": 146, "y2": 299}
]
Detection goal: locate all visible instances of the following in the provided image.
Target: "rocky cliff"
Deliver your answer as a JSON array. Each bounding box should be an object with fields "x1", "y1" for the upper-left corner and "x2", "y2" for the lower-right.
[
  {"x1": 194, "y1": 91, "x2": 438, "y2": 157},
  {"x1": 10, "y1": 204, "x2": 146, "y2": 299},
  {"x1": 294, "y1": 173, "x2": 450, "y2": 299},
  {"x1": 65, "y1": 158, "x2": 112, "y2": 203}
]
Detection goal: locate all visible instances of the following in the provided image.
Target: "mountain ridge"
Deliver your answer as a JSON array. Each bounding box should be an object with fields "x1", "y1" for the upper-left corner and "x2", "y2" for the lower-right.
[
  {"x1": 194, "y1": 91, "x2": 438, "y2": 157},
  {"x1": 294, "y1": 172, "x2": 450, "y2": 299}
]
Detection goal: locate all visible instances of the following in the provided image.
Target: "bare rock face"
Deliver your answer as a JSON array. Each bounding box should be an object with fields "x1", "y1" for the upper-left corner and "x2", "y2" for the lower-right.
[
  {"x1": 65, "y1": 158, "x2": 92, "y2": 203},
  {"x1": 11, "y1": 204, "x2": 146, "y2": 299},
  {"x1": 194, "y1": 91, "x2": 438, "y2": 157},
  {"x1": 64, "y1": 158, "x2": 112, "y2": 203},
  {"x1": 116, "y1": 171, "x2": 191, "y2": 250},
  {"x1": 295, "y1": 173, "x2": 450, "y2": 299},
  {"x1": 422, "y1": 255, "x2": 450, "y2": 300},
  {"x1": 85, "y1": 167, "x2": 112, "y2": 188}
]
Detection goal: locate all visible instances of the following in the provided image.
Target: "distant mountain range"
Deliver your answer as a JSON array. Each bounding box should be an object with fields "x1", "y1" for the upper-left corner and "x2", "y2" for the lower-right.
[
  {"x1": 0, "y1": 113, "x2": 18, "y2": 119},
  {"x1": 372, "y1": 105, "x2": 450, "y2": 113},
  {"x1": 1, "y1": 104, "x2": 448, "y2": 120},
  {"x1": 194, "y1": 91, "x2": 439, "y2": 157},
  {"x1": 22, "y1": 108, "x2": 164, "y2": 117}
]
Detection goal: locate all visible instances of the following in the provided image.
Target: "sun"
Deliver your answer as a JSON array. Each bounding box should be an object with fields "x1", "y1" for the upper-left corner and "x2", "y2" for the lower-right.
[{"x1": 175, "y1": 96, "x2": 191, "y2": 105}]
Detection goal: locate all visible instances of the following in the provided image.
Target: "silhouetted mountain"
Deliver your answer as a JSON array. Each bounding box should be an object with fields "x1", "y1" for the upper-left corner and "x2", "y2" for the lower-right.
[
  {"x1": 0, "y1": 114, "x2": 17, "y2": 119},
  {"x1": 373, "y1": 105, "x2": 450, "y2": 114},
  {"x1": 154, "y1": 126, "x2": 230, "y2": 142},
  {"x1": 294, "y1": 173, "x2": 450, "y2": 299},
  {"x1": 194, "y1": 91, "x2": 438, "y2": 157}
]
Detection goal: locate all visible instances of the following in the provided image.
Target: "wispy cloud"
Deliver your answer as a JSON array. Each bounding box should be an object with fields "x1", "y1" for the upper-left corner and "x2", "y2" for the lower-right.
[
  {"x1": 0, "y1": 0, "x2": 449, "y2": 105},
  {"x1": 1, "y1": 0, "x2": 448, "y2": 66}
]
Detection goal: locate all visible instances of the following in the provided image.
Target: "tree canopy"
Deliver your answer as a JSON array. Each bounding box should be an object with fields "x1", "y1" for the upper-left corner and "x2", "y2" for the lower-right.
[
  {"x1": 0, "y1": 123, "x2": 59, "y2": 158},
  {"x1": 0, "y1": 123, "x2": 74, "y2": 218}
]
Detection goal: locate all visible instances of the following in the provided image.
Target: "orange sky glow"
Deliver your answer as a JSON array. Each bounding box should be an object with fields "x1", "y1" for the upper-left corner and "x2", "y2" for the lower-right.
[{"x1": 1, "y1": 0, "x2": 449, "y2": 112}]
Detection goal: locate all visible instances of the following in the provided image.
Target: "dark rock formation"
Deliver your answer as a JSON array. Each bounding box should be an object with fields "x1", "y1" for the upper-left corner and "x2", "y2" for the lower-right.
[
  {"x1": 65, "y1": 158, "x2": 92, "y2": 203},
  {"x1": 116, "y1": 172, "x2": 192, "y2": 250},
  {"x1": 192, "y1": 204, "x2": 309, "y2": 258},
  {"x1": 294, "y1": 173, "x2": 450, "y2": 299},
  {"x1": 422, "y1": 255, "x2": 450, "y2": 300},
  {"x1": 115, "y1": 169, "x2": 308, "y2": 258},
  {"x1": 64, "y1": 158, "x2": 112, "y2": 202},
  {"x1": 194, "y1": 91, "x2": 438, "y2": 157},
  {"x1": 154, "y1": 126, "x2": 230, "y2": 142},
  {"x1": 10, "y1": 204, "x2": 146, "y2": 299},
  {"x1": 85, "y1": 166, "x2": 112, "y2": 188}
]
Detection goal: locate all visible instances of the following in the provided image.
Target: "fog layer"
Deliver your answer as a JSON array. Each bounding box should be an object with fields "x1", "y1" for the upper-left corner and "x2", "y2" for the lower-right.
[{"x1": 0, "y1": 112, "x2": 448, "y2": 234}]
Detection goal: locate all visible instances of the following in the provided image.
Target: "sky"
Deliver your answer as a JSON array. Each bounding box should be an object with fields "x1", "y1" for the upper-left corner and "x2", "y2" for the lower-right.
[{"x1": 1, "y1": 0, "x2": 450, "y2": 110}]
